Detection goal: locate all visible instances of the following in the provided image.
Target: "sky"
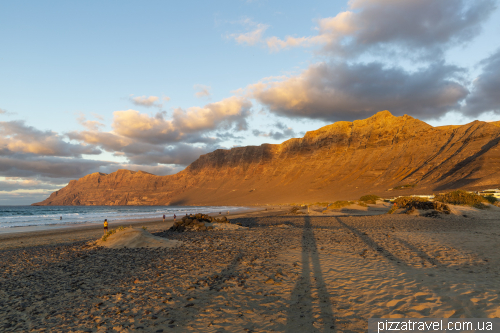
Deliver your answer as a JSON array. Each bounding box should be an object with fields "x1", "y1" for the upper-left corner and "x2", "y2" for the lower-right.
[{"x1": 1, "y1": 0, "x2": 500, "y2": 205}]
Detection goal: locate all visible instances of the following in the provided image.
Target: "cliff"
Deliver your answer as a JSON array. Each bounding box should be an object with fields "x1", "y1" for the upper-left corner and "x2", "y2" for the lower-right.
[{"x1": 33, "y1": 111, "x2": 500, "y2": 206}]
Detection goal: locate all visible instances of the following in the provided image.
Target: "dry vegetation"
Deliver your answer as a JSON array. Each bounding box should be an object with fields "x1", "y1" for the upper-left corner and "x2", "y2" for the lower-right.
[
  {"x1": 394, "y1": 196, "x2": 428, "y2": 207},
  {"x1": 328, "y1": 201, "x2": 354, "y2": 209},
  {"x1": 435, "y1": 190, "x2": 488, "y2": 209},
  {"x1": 358, "y1": 195, "x2": 380, "y2": 204}
]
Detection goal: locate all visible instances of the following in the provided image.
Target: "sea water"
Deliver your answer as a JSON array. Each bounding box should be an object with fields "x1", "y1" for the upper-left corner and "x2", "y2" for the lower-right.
[{"x1": 0, "y1": 205, "x2": 250, "y2": 229}]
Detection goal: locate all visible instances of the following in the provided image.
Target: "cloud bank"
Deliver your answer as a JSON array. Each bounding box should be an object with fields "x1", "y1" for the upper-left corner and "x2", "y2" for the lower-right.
[
  {"x1": 0, "y1": 121, "x2": 101, "y2": 157},
  {"x1": 111, "y1": 96, "x2": 251, "y2": 145},
  {"x1": 262, "y1": 0, "x2": 496, "y2": 60},
  {"x1": 463, "y1": 49, "x2": 500, "y2": 116},
  {"x1": 253, "y1": 122, "x2": 297, "y2": 140},
  {"x1": 250, "y1": 61, "x2": 468, "y2": 121}
]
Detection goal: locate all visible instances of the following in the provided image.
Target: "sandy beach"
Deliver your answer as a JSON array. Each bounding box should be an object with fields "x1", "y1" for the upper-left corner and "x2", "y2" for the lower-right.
[
  {"x1": 1, "y1": 204, "x2": 500, "y2": 332},
  {"x1": 0, "y1": 207, "x2": 264, "y2": 250}
]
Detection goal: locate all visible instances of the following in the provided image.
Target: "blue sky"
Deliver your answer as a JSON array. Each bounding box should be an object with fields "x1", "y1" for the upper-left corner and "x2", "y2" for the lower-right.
[{"x1": 1, "y1": 0, "x2": 500, "y2": 204}]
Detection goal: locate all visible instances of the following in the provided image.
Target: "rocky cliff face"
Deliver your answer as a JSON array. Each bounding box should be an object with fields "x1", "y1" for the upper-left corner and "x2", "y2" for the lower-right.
[{"x1": 33, "y1": 111, "x2": 500, "y2": 206}]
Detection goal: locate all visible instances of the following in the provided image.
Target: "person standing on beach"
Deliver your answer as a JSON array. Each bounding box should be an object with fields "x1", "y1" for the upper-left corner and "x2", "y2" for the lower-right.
[
  {"x1": 174, "y1": 214, "x2": 176, "y2": 222},
  {"x1": 104, "y1": 219, "x2": 108, "y2": 234},
  {"x1": 163, "y1": 214, "x2": 165, "y2": 222}
]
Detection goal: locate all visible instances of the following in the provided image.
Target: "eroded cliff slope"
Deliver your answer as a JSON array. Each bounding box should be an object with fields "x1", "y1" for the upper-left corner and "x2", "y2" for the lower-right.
[{"x1": 33, "y1": 111, "x2": 500, "y2": 205}]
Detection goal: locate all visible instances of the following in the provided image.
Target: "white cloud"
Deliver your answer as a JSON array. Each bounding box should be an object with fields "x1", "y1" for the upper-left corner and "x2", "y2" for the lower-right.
[
  {"x1": 229, "y1": 22, "x2": 269, "y2": 46},
  {"x1": 194, "y1": 85, "x2": 211, "y2": 98},
  {"x1": 252, "y1": 122, "x2": 297, "y2": 141},
  {"x1": 0, "y1": 178, "x2": 62, "y2": 192},
  {"x1": 77, "y1": 113, "x2": 105, "y2": 131},
  {"x1": 0, "y1": 108, "x2": 15, "y2": 116},
  {"x1": 262, "y1": 0, "x2": 496, "y2": 59},
  {"x1": 67, "y1": 128, "x2": 218, "y2": 166},
  {"x1": 173, "y1": 96, "x2": 252, "y2": 132},
  {"x1": 108, "y1": 96, "x2": 252, "y2": 145},
  {"x1": 66, "y1": 96, "x2": 252, "y2": 167},
  {"x1": 0, "y1": 120, "x2": 101, "y2": 157},
  {"x1": 249, "y1": 61, "x2": 468, "y2": 121},
  {"x1": 130, "y1": 95, "x2": 162, "y2": 108},
  {"x1": 91, "y1": 112, "x2": 104, "y2": 121}
]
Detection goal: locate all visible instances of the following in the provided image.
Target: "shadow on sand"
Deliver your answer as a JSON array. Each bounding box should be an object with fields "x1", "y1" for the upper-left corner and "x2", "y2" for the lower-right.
[{"x1": 285, "y1": 215, "x2": 336, "y2": 332}]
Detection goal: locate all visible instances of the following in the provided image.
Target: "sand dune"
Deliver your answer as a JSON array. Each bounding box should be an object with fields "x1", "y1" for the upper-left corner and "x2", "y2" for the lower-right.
[{"x1": 95, "y1": 228, "x2": 182, "y2": 249}]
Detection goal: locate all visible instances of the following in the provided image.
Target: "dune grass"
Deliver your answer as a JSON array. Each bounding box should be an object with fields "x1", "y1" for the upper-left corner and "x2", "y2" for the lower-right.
[
  {"x1": 434, "y1": 190, "x2": 488, "y2": 209},
  {"x1": 394, "y1": 196, "x2": 428, "y2": 207},
  {"x1": 101, "y1": 226, "x2": 127, "y2": 241},
  {"x1": 386, "y1": 206, "x2": 398, "y2": 214},
  {"x1": 483, "y1": 195, "x2": 497, "y2": 204},
  {"x1": 328, "y1": 201, "x2": 354, "y2": 209},
  {"x1": 359, "y1": 195, "x2": 380, "y2": 204}
]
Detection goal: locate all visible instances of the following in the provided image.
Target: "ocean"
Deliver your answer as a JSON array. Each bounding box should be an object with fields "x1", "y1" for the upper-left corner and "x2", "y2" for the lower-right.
[{"x1": 0, "y1": 205, "x2": 250, "y2": 229}]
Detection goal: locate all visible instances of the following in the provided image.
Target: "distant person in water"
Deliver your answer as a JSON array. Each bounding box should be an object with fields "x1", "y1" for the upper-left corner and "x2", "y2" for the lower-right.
[
  {"x1": 163, "y1": 214, "x2": 165, "y2": 222},
  {"x1": 174, "y1": 214, "x2": 176, "y2": 222},
  {"x1": 60, "y1": 216, "x2": 62, "y2": 220},
  {"x1": 104, "y1": 219, "x2": 108, "y2": 234}
]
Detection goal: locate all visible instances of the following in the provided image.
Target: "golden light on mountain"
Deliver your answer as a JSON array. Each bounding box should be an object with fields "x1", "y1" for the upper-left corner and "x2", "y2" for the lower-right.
[{"x1": 33, "y1": 111, "x2": 500, "y2": 206}]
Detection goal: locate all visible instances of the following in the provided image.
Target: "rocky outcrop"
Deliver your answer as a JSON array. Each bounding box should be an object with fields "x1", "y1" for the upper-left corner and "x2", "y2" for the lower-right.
[{"x1": 33, "y1": 111, "x2": 500, "y2": 206}]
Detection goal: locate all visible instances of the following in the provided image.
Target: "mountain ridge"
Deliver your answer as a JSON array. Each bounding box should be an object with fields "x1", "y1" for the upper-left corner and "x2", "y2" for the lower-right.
[{"x1": 33, "y1": 111, "x2": 500, "y2": 206}]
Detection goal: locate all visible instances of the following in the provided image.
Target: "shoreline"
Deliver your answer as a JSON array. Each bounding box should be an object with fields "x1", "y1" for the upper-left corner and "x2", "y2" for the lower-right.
[
  {"x1": 0, "y1": 206, "x2": 277, "y2": 250},
  {"x1": 0, "y1": 205, "x2": 263, "y2": 235}
]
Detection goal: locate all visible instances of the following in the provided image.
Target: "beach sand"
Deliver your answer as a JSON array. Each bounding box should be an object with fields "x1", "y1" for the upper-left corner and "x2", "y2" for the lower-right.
[
  {"x1": 0, "y1": 207, "x2": 265, "y2": 250},
  {"x1": 1, "y1": 205, "x2": 499, "y2": 332}
]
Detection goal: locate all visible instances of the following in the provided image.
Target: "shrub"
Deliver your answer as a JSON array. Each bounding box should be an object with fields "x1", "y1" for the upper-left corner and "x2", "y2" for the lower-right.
[
  {"x1": 483, "y1": 195, "x2": 497, "y2": 204},
  {"x1": 474, "y1": 202, "x2": 488, "y2": 209},
  {"x1": 328, "y1": 201, "x2": 354, "y2": 209},
  {"x1": 434, "y1": 190, "x2": 487, "y2": 208},
  {"x1": 359, "y1": 195, "x2": 380, "y2": 204},
  {"x1": 142, "y1": 226, "x2": 148, "y2": 230},
  {"x1": 315, "y1": 202, "x2": 330, "y2": 207},
  {"x1": 101, "y1": 228, "x2": 117, "y2": 242},
  {"x1": 394, "y1": 196, "x2": 428, "y2": 207},
  {"x1": 387, "y1": 206, "x2": 398, "y2": 214}
]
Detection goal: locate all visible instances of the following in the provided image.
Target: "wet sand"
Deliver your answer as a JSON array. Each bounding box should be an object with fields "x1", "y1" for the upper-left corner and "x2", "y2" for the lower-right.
[{"x1": 1, "y1": 207, "x2": 499, "y2": 332}]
